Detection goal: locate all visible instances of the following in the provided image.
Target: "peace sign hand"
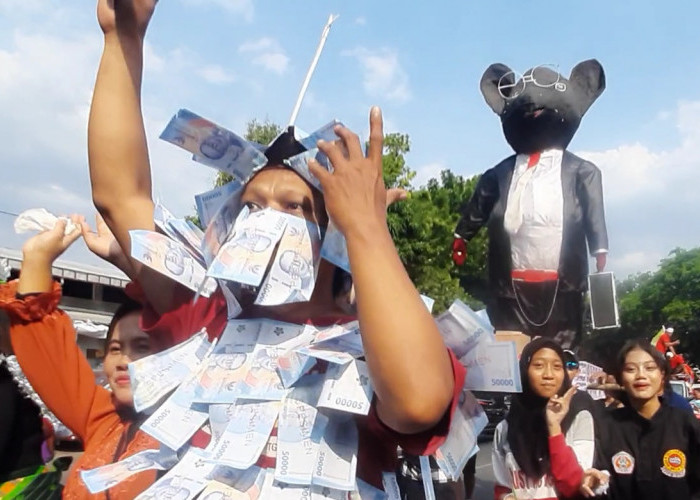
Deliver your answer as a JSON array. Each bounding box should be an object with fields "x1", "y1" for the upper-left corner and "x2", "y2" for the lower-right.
[{"x1": 546, "y1": 386, "x2": 577, "y2": 432}]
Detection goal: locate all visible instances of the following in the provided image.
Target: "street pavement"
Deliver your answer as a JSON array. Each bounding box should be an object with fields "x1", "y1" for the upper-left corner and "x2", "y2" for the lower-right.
[{"x1": 473, "y1": 437, "x2": 496, "y2": 500}]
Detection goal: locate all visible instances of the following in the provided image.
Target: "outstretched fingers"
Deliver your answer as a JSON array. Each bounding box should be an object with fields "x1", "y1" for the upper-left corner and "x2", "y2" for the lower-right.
[{"x1": 366, "y1": 106, "x2": 384, "y2": 164}]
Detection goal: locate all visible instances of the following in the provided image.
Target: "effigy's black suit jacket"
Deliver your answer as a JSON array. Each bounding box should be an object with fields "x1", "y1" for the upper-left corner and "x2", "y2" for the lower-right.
[{"x1": 455, "y1": 150, "x2": 609, "y2": 298}]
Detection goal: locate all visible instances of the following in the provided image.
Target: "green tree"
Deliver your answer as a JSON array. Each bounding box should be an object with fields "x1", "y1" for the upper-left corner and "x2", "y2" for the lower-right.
[
  {"x1": 387, "y1": 168, "x2": 488, "y2": 313},
  {"x1": 381, "y1": 133, "x2": 415, "y2": 189},
  {"x1": 580, "y1": 248, "x2": 700, "y2": 371}
]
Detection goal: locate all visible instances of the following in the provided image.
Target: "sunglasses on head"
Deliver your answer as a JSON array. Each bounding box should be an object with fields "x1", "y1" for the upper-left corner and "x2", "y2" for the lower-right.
[{"x1": 566, "y1": 361, "x2": 579, "y2": 370}]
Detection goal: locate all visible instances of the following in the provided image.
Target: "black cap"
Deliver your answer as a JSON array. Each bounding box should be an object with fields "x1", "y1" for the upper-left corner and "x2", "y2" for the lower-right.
[{"x1": 264, "y1": 126, "x2": 307, "y2": 165}]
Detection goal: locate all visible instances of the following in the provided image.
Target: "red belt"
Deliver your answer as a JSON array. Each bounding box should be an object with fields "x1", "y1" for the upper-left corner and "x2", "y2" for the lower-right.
[{"x1": 511, "y1": 269, "x2": 559, "y2": 282}]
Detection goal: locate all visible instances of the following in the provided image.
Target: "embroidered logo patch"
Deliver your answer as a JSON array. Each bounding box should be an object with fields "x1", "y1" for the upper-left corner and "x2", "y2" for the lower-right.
[
  {"x1": 661, "y1": 449, "x2": 686, "y2": 478},
  {"x1": 612, "y1": 451, "x2": 635, "y2": 474}
]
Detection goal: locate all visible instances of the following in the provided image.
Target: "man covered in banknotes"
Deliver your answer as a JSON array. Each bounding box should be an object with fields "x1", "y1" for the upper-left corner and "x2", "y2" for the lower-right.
[{"x1": 80, "y1": 0, "x2": 491, "y2": 498}]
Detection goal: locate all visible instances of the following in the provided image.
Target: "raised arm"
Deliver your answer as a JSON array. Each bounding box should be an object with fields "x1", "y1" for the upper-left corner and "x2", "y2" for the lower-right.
[
  {"x1": 546, "y1": 388, "x2": 594, "y2": 497},
  {"x1": 309, "y1": 108, "x2": 456, "y2": 434},
  {"x1": 88, "y1": 0, "x2": 179, "y2": 313},
  {"x1": 2, "y1": 220, "x2": 115, "y2": 443}
]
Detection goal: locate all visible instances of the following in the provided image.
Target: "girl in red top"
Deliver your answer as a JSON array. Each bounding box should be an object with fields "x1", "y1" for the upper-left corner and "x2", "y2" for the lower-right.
[
  {"x1": 1, "y1": 220, "x2": 160, "y2": 499},
  {"x1": 492, "y1": 338, "x2": 596, "y2": 500}
]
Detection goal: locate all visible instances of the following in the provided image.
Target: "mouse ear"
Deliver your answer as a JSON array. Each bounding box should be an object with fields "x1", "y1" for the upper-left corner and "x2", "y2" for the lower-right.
[
  {"x1": 480, "y1": 63, "x2": 514, "y2": 115},
  {"x1": 569, "y1": 59, "x2": 606, "y2": 115}
]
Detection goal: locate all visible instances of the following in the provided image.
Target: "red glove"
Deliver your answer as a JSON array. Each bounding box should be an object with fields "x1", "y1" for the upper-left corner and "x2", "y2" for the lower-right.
[{"x1": 452, "y1": 237, "x2": 467, "y2": 266}]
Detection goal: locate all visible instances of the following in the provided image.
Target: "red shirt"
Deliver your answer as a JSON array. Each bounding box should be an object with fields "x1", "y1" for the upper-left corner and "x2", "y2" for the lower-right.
[
  {"x1": 656, "y1": 332, "x2": 671, "y2": 353},
  {"x1": 133, "y1": 286, "x2": 465, "y2": 489}
]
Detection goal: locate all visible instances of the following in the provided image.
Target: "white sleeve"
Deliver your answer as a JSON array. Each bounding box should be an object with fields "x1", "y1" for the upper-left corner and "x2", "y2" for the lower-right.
[
  {"x1": 566, "y1": 410, "x2": 595, "y2": 469},
  {"x1": 492, "y1": 420, "x2": 513, "y2": 489}
]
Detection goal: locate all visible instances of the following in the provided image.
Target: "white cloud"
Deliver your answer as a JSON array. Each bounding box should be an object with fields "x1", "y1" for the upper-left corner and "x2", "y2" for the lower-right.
[
  {"x1": 343, "y1": 47, "x2": 411, "y2": 103},
  {"x1": 577, "y1": 143, "x2": 660, "y2": 202},
  {"x1": 575, "y1": 100, "x2": 700, "y2": 278},
  {"x1": 239, "y1": 37, "x2": 289, "y2": 75},
  {"x1": 143, "y1": 42, "x2": 167, "y2": 73},
  {"x1": 412, "y1": 162, "x2": 445, "y2": 188},
  {"x1": 0, "y1": 16, "x2": 221, "y2": 266},
  {"x1": 355, "y1": 17, "x2": 367, "y2": 25},
  {"x1": 607, "y1": 250, "x2": 665, "y2": 278},
  {"x1": 239, "y1": 37, "x2": 276, "y2": 53},
  {"x1": 179, "y1": 0, "x2": 254, "y2": 22},
  {"x1": 197, "y1": 64, "x2": 236, "y2": 84},
  {"x1": 0, "y1": 31, "x2": 100, "y2": 171}
]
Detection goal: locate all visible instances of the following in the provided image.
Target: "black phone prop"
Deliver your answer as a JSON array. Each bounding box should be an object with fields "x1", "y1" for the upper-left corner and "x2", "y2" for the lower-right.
[{"x1": 588, "y1": 272, "x2": 620, "y2": 329}]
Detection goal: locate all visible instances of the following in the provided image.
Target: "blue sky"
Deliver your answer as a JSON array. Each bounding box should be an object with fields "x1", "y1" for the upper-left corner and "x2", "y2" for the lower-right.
[{"x1": 1, "y1": 0, "x2": 699, "y2": 280}]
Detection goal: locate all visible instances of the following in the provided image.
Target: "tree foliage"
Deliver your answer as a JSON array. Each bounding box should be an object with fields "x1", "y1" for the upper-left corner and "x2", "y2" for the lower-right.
[
  {"x1": 379, "y1": 134, "x2": 488, "y2": 313},
  {"x1": 580, "y1": 248, "x2": 700, "y2": 371},
  {"x1": 386, "y1": 170, "x2": 488, "y2": 313}
]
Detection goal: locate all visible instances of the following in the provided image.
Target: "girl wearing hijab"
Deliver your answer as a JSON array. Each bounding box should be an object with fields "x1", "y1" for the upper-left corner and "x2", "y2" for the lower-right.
[{"x1": 492, "y1": 338, "x2": 595, "y2": 499}]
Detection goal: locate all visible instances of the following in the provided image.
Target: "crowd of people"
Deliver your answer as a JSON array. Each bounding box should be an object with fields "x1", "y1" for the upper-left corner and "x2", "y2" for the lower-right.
[{"x1": 1, "y1": 1, "x2": 700, "y2": 499}]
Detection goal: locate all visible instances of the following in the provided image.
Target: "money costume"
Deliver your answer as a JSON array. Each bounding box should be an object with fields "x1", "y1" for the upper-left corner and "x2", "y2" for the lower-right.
[
  {"x1": 0, "y1": 281, "x2": 160, "y2": 499},
  {"x1": 72, "y1": 109, "x2": 502, "y2": 498},
  {"x1": 453, "y1": 60, "x2": 609, "y2": 348}
]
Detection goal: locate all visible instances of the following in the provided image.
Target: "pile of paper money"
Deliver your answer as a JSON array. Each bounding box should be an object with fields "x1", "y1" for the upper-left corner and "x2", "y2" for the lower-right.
[
  {"x1": 77, "y1": 319, "x2": 377, "y2": 498},
  {"x1": 80, "y1": 298, "x2": 504, "y2": 499},
  {"x1": 435, "y1": 300, "x2": 523, "y2": 393}
]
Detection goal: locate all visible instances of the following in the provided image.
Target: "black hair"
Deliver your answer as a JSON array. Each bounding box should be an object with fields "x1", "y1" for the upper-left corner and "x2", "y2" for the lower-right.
[
  {"x1": 331, "y1": 268, "x2": 352, "y2": 298},
  {"x1": 563, "y1": 349, "x2": 579, "y2": 365},
  {"x1": 0, "y1": 309, "x2": 11, "y2": 355},
  {"x1": 614, "y1": 340, "x2": 669, "y2": 386},
  {"x1": 104, "y1": 299, "x2": 144, "y2": 351}
]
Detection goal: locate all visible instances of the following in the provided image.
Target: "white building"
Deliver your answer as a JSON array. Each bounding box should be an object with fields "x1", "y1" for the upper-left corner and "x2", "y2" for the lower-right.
[{"x1": 1, "y1": 248, "x2": 130, "y2": 371}]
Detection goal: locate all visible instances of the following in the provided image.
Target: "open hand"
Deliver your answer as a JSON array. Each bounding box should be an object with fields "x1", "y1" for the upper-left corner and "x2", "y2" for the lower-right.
[
  {"x1": 308, "y1": 107, "x2": 388, "y2": 238},
  {"x1": 97, "y1": 0, "x2": 158, "y2": 39},
  {"x1": 546, "y1": 386, "x2": 576, "y2": 430},
  {"x1": 22, "y1": 216, "x2": 82, "y2": 265},
  {"x1": 80, "y1": 214, "x2": 127, "y2": 266}
]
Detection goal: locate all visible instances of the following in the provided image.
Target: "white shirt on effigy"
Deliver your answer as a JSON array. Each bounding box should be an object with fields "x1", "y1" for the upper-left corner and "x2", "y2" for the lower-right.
[{"x1": 504, "y1": 149, "x2": 564, "y2": 273}]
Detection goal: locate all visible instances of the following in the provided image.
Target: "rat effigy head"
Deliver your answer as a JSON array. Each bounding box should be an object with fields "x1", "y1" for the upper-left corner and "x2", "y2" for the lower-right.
[{"x1": 480, "y1": 59, "x2": 606, "y2": 154}]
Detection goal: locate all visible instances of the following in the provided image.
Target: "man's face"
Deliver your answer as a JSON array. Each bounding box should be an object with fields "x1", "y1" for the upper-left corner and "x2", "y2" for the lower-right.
[
  {"x1": 241, "y1": 166, "x2": 327, "y2": 229},
  {"x1": 693, "y1": 388, "x2": 700, "y2": 400}
]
